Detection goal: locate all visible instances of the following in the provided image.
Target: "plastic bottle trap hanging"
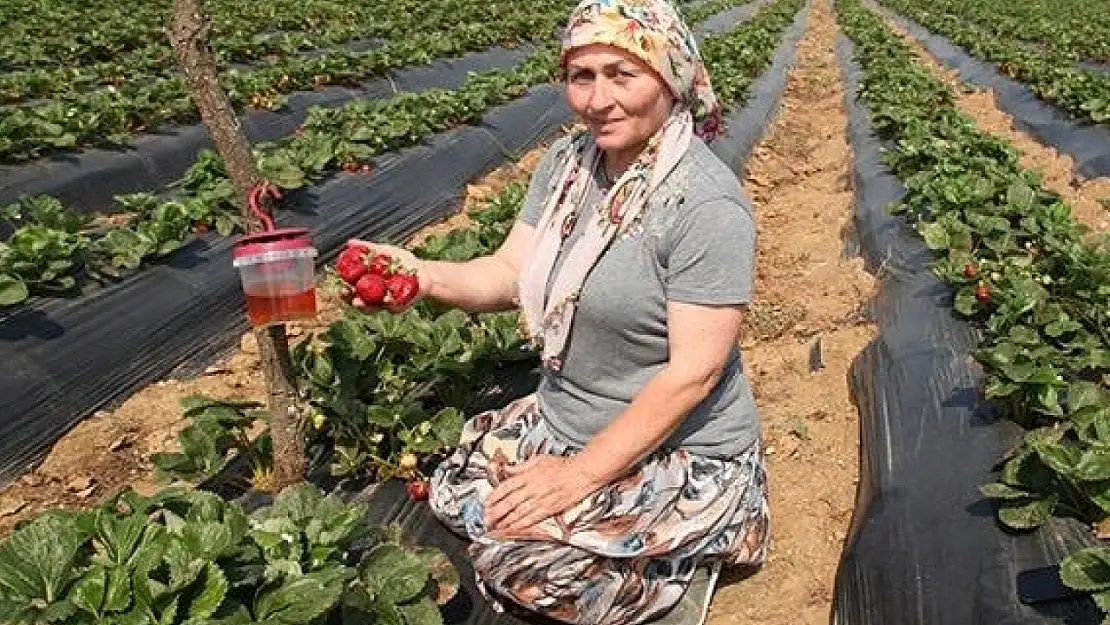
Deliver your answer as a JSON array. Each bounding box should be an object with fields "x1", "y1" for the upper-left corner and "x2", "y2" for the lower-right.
[{"x1": 232, "y1": 183, "x2": 318, "y2": 326}]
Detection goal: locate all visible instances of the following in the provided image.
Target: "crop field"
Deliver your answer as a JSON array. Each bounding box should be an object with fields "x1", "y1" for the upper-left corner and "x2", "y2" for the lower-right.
[{"x1": 1, "y1": 0, "x2": 1110, "y2": 623}]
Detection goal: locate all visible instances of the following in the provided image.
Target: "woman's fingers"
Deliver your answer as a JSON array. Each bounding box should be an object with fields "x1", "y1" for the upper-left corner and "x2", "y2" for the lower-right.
[{"x1": 486, "y1": 478, "x2": 534, "y2": 527}]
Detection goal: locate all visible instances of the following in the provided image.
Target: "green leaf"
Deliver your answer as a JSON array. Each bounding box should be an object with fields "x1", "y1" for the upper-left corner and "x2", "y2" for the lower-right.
[
  {"x1": 373, "y1": 596, "x2": 406, "y2": 625},
  {"x1": 998, "y1": 496, "x2": 1057, "y2": 529},
  {"x1": 0, "y1": 512, "x2": 88, "y2": 604},
  {"x1": 953, "y1": 289, "x2": 979, "y2": 316},
  {"x1": 1092, "y1": 588, "x2": 1110, "y2": 613},
  {"x1": 180, "y1": 521, "x2": 237, "y2": 560},
  {"x1": 183, "y1": 562, "x2": 228, "y2": 622},
  {"x1": 979, "y1": 482, "x2": 1032, "y2": 500},
  {"x1": 1032, "y1": 441, "x2": 1078, "y2": 477},
  {"x1": 430, "y1": 408, "x2": 464, "y2": 448},
  {"x1": 1006, "y1": 181, "x2": 1037, "y2": 211},
  {"x1": 68, "y1": 565, "x2": 108, "y2": 617},
  {"x1": 93, "y1": 511, "x2": 147, "y2": 567},
  {"x1": 1074, "y1": 449, "x2": 1110, "y2": 482},
  {"x1": 399, "y1": 597, "x2": 443, "y2": 625},
  {"x1": 0, "y1": 274, "x2": 28, "y2": 306},
  {"x1": 1061, "y1": 548, "x2": 1110, "y2": 592},
  {"x1": 361, "y1": 544, "x2": 431, "y2": 605},
  {"x1": 920, "y1": 221, "x2": 950, "y2": 250},
  {"x1": 254, "y1": 568, "x2": 351, "y2": 623}
]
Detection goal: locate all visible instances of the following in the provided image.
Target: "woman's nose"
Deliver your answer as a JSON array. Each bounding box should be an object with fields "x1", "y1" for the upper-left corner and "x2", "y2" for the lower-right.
[{"x1": 587, "y1": 79, "x2": 615, "y2": 113}]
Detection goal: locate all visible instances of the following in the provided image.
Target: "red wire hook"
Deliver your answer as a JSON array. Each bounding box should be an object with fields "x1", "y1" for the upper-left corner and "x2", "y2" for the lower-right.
[{"x1": 247, "y1": 180, "x2": 282, "y2": 232}]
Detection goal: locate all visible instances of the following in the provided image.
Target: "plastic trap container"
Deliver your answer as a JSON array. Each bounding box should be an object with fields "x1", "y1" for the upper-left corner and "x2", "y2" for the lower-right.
[{"x1": 232, "y1": 228, "x2": 318, "y2": 326}]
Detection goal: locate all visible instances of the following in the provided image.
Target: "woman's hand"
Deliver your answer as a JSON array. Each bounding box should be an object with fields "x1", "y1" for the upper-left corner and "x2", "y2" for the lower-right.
[
  {"x1": 345, "y1": 239, "x2": 432, "y2": 313},
  {"x1": 484, "y1": 455, "x2": 603, "y2": 531}
]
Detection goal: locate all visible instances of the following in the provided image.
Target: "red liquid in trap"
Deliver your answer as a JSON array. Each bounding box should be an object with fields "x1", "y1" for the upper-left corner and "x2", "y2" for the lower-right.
[{"x1": 245, "y1": 287, "x2": 317, "y2": 326}]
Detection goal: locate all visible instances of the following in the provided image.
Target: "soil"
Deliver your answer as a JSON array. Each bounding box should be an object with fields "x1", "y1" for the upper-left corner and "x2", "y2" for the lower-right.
[
  {"x1": 0, "y1": 145, "x2": 552, "y2": 538},
  {"x1": 709, "y1": 0, "x2": 878, "y2": 623},
  {"x1": 881, "y1": 12, "x2": 1110, "y2": 234}
]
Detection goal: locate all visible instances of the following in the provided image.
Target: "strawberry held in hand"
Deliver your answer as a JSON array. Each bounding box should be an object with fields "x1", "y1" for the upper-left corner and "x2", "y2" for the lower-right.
[
  {"x1": 368, "y1": 253, "x2": 392, "y2": 277},
  {"x1": 386, "y1": 273, "x2": 420, "y2": 307},
  {"x1": 336, "y1": 244, "x2": 370, "y2": 283},
  {"x1": 355, "y1": 274, "x2": 388, "y2": 305},
  {"x1": 335, "y1": 240, "x2": 422, "y2": 310}
]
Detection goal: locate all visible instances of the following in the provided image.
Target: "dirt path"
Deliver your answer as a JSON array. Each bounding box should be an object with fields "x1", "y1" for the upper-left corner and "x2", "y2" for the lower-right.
[
  {"x1": 0, "y1": 146, "x2": 550, "y2": 537},
  {"x1": 707, "y1": 0, "x2": 877, "y2": 623},
  {"x1": 880, "y1": 13, "x2": 1110, "y2": 234}
]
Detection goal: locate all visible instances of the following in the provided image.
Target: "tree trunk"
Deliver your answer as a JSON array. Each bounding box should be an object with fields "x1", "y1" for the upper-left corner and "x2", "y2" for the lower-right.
[{"x1": 169, "y1": 0, "x2": 306, "y2": 488}]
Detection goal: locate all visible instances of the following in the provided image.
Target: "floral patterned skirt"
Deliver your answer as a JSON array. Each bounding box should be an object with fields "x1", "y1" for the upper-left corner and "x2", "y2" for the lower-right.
[{"x1": 429, "y1": 394, "x2": 770, "y2": 625}]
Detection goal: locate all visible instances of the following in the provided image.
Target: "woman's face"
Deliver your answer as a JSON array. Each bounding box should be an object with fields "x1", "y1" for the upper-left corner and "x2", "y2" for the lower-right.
[{"x1": 564, "y1": 44, "x2": 675, "y2": 163}]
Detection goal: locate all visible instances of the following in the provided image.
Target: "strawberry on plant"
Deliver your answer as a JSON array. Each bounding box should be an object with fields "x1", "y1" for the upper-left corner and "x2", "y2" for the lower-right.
[
  {"x1": 361, "y1": 164, "x2": 372, "y2": 174},
  {"x1": 963, "y1": 262, "x2": 978, "y2": 278},
  {"x1": 975, "y1": 281, "x2": 991, "y2": 303},
  {"x1": 355, "y1": 274, "x2": 388, "y2": 305},
  {"x1": 386, "y1": 273, "x2": 420, "y2": 307},
  {"x1": 406, "y1": 479, "x2": 430, "y2": 501}
]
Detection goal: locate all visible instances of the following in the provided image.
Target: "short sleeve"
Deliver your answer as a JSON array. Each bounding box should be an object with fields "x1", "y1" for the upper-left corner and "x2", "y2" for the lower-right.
[
  {"x1": 520, "y1": 138, "x2": 570, "y2": 226},
  {"x1": 662, "y1": 198, "x2": 756, "y2": 305}
]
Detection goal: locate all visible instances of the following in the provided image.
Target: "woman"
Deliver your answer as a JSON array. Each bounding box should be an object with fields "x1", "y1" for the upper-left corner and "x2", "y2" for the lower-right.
[{"x1": 353, "y1": 0, "x2": 768, "y2": 622}]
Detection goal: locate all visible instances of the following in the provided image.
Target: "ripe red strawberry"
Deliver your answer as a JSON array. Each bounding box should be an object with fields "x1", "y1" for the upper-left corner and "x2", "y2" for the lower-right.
[
  {"x1": 343, "y1": 162, "x2": 358, "y2": 173},
  {"x1": 406, "y1": 479, "x2": 430, "y2": 501},
  {"x1": 975, "y1": 282, "x2": 991, "y2": 303},
  {"x1": 963, "y1": 263, "x2": 978, "y2": 279},
  {"x1": 360, "y1": 164, "x2": 372, "y2": 174},
  {"x1": 368, "y1": 253, "x2": 393, "y2": 277},
  {"x1": 336, "y1": 245, "x2": 369, "y2": 284},
  {"x1": 386, "y1": 273, "x2": 420, "y2": 306},
  {"x1": 355, "y1": 274, "x2": 388, "y2": 305}
]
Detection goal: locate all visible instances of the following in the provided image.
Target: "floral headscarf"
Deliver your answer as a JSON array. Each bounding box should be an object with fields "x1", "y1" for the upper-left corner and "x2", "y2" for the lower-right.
[{"x1": 560, "y1": 0, "x2": 722, "y2": 139}]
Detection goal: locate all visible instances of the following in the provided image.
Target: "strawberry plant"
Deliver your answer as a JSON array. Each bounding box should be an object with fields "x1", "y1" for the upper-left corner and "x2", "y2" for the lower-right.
[
  {"x1": 838, "y1": 0, "x2": 1110, "y2": 613},
  {"x1": 151, "y1": 396, "x2": 271, "y2": 487},
  {"x1": 0, "y1": 482, "x2": 458, "y2": 625}
]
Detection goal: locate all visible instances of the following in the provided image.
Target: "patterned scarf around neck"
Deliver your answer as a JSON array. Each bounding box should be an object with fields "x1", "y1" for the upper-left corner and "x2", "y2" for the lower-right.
[{"x1": 518, "y1": 111, "x2": 694, "y2": 372}]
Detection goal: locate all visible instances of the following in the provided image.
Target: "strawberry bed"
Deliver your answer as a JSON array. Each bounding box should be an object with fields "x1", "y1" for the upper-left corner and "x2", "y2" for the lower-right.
[{"x1": 834, "y1": 0, "x2": 1110, "y2": 621}]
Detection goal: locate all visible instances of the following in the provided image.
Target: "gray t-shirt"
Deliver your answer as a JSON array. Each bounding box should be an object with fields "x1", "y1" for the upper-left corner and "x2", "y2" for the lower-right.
[{"x1": 520, "y1": 135, "x2": 760, "y2": 458}]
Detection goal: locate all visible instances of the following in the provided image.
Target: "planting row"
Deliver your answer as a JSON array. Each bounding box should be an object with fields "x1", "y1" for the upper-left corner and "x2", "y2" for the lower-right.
[
  {"x1": 0, "y1": 0, "x2": 575, "y2": 164},
  {"x1": 837, "y1": 0, "x2": 1110, "y2": 614},
  {"x1": 877, "y1": 0, "x2": 1110, "y2": 126},
  {"x1": 0, "y1": 0, "x2": 796, "y2": 308},
  {"x1": 0, "y1": 0, "x2": 542, "y2": 106},
  {"x1": 881, "y1": 0, "x2": 1110, "y2": 64},
  {"x1": 1, "y1": 0, "x2": 489, "y2": 72}
]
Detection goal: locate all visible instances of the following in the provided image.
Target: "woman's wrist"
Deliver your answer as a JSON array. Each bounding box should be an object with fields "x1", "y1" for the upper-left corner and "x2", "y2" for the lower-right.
[
  {"x1": 569, "y1": 453, "x2": 609, "y2": 491},
  {"x1": 415, "y1": 258, "x2": 440, "y2": 302}
]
